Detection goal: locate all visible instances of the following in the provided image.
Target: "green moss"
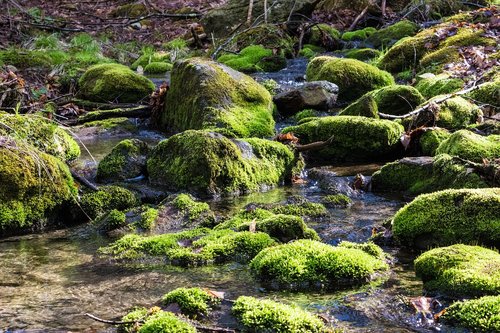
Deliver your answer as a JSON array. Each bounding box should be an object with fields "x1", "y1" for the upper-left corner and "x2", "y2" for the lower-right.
[
  {"x1": 232, "y1": 296, "x2": 326, "y2": 332},
  {"x1": 81, "y1": 117, "x2": 138, "y2": 132},
  {"x1": 0, "y1": 114, "x2": 80, "y2": 161},
  {"x1": 467, "y1": 81, "x2": 500, "y2": 107},
  {"x1": 215, "y1": 208, "x2": 275, "y2": 230},
  {"x1": 0, "y1": 49, "x2": 54, "y2": 68},
  {"x1": 436, "y1": 129, "x2": 500, "y2": 162},
  {"x1": 415, "y1": 74, "x2": 464, "y2": 99},
  {"x1": 414, "y1": 244, "x2": 500, "y2": 297},
  {"x1": 97, "y1": 139, "x2": 148, "y2": 182},
  {"x1": 80, "y1": 185, "x2": 138, "y2": 220},
  {"x1": 257, "y1": 55, "x2": 287, "y2": 72},
  {"x1": 344, "y1": 48, "x2": 381, "y2": 61},
  {"x1": 419, "y1": 96, "x2": 482, "y2": 130},
  {"x1": 341, "y1": 27, "x2": 376, "y2": 41},
  {"x1": 160, "y1": 58, "x2": 275, "y2": 138},
  {"x1": 98, "y1": 209, "x2": 127, "y2": 230},
  {"x1": 441, "y1": 295, "x2": 500, "y2": 332},
  {"x1": 138, "y1": 310, "x2": 196, "y2": 333},
  {"x1": 419, "y1": 128, "x2": 451, "y2": 155},
  {"x1": 172, "y1": 194, "x2": 211, "y2": 222},
  {"x1": 131, "y1": 51, "x2": 170, "y2": 70},
  {"x1": 340, "y1": 94, "x2": 379, "y2": 118},
  {"x1": 419, "y1": 46, "x2": 460, "y2": 72},
  {"x1": 309, "y1": 24, "x2": 340, "y2": 50},
  {"x1": 144, "y1": 62, "x2": 172, "y2": 74},
  {"x1": 338, "y1": 241, "x2": 385, "y2": 260},
  {"x1": 443, "y1": 28, "x2": 497, "y2": 48},
  {"x1": 231, "y1": 24, "x2": 295, "y2": 58},
  {"x1": 392, "y1": 188, "x2": 500, "y2": 248},
  {"x1": 139, "y1": 207, "x2": 158, "y2": 230},
  {"x1": 0, "y1": 138, "x2": 77, "y2": 233},
  {"x1": 110, "y1": 3, "x2": 147, "y2": 17},
  {"x1": 367, "y1": 20, "x2": 419, "y2": 48},
  {"x1": 147, "y1": 131, "x2": 300, "y2": 195},
  {"x1": 78, "y1": 63, "x2": 155, "y2": 103},
  {"x1": 299, "y1": 47, "x2": 318, "y2": 59},
  {"x1": 270, "y1": 202, "x2": 327, "y2": 217},
  {"x1": 218, "y1": 45, "x2": 280, "y2": 73},
  {"x1": 294, "y1": 109, "x2": 320, "y2": 122},
  {"x1": 282, "y1": 116, "x2": 403, "y2": 162},
  {"x1": 250, "y1": 239, "x2": 388, "y2": 289},
  {"x1": 323, "y1": 194, "x2": 352, "y2": 207},
  {"x1": 161, "y1": 287, "x2": 220, "y2": 317},
  {"x1": 307, "y1": 56, "x2": 395, "y2": 101}
]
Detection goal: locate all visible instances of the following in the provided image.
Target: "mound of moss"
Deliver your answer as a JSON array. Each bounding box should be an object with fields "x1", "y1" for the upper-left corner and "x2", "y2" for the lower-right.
[
  {"x1": 466, "y1": 81, "x2": 500, "y2": 108},
  {"x1": 232, "y1": 296, "x2": 326, "y2": 332},
  {"x1": 392, "y1": 188, "x2": 500, "y2": 248},
  {"x1": 96, "y1": 139, "x2": 148, "y2": 183},
  {"x1": 435, "y1": 129, "x2": 500, "y2": 162},
  {"x1": 0, "y1": 137, "x2": 77, "y2": 234},
  {"x1": 147, "y1": 130, "x2": 301, "y2": 195},
  {"x1": 322, "y1": 194, "x2": 352, "y2": 207},
  {"x1": 419, "y1": 127, "x2": 451, "y2": 155},
  {"x1": 343, "y1": 48, "x2": 381, "y2": 61},
  {"x1": 0, "y1": 113, "x2": 80, "y2": 161},
  {"x1": 414, "y1": 244, "x2": 500, "y2": 297},
  {"x1": 441, "y1": 295, "x2": 500, "y2": 332},
  {"x1": 78, "y1": 63, "x2": 155, "y2": 103},
  {"x1": 121, "y1": 307, "x2": 196, "y2": 333},
  {"x1": 250, "y1": 239, "x2": 388, "y2": 290},
  {"x1": 415, "y1": 96, "x2": 481, "y2": 130},
  {"x1": 306, "y1": 56, "x2": 394, "y2": 101},
  {"x1": 218, "y1": 45, "x2": 286, "y2": 73},
  {"x1": 282, "y1": 116, "x2": 403, "y2": 163},
  {"x1": 159, "y1": 58, "x2": 274, "y2": 138},
  {"x1": 162, "y1": 287, "x2": 220, "y2": 317},
  {"x1": 367, "y1": 20, "x2": 419, "y2": 48},
  {"x1": 80, "y1": 185, "x2": 138, "y2": 220},
  {"x1": 341, "y1": 27, "x2": 376, "y2": 41},
  {"x1": 144, "y1": 62, "x2": 173, "y2": 74}
]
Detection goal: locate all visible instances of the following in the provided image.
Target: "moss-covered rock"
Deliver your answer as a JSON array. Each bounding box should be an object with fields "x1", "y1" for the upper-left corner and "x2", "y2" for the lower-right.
[
  {"x1": 392, "y1": 188, "x2": 500, "y2": 248},
  {"x1": 144, "y1": 62, "x2": 172, "y2": 74},
  {"x1": 121, "y1": 307, "x2": 196, "y2": 333},
  {"x1": 0, "y1": 137, "x2": 77, "y2": 234},
  {"x1": 419, "y1": 127, "x2": 451, "y2": 155},
  {"x1": 466, "y1": 81, "x2": 500, "y2": 108},
  {"x1": 412, "y1": 0, "x2": 495, "y2": 19},
  {"x1": 322, "y1": 194, "x2": 352, "y2": 208},
  {"x1": 131, "y1": 51, "x2": 170, "y2": 70},
  {"x1": 159, "y1": 58, "x2": 274, "y2": 138},
  {"x1": 415, "y1": 96, "x2": 481, "y2": 130},
  {"x1": 0, "y1": 113, "x2": 80, "y2": 161},
  {"x1": 96, "y1": 139, "x2": 149, "y2": 183},
  {"x1": 341, "y1": 27, "x2": 377, "y2": 41},
  {"x1": 308, "y1": 24, "x2": 341, "y2": 50},
  {"x1": 371, "y1": 154, "x2": 488, "y2": 194},
  {"x1": 147, "y1": 130, "x2": 301, "y2": 195},
  {"x1": 415, "y1": 74, "x2": 464, "y2": 99},
  {"x1": 306, "y1": 56, "x2": 395, "y2": 101},
  {"x1": 435, "y1": 129, "x2": 500, "y2": 162},
  {"x1": 367, "y1": 20, "x2": 419, "y2": 48},
  {"x1": 343, "y1": 48, "x2": 381, "y2": 61},
  {"x1": 80, "y1": 185, "x2": 139, "y2": 220},
  {"x1": 414, "y1": 244, "x2": 500, "y2": 297},
  {"x1": 250, "y1": 239, "x2": 388, "y2": 290},
  {"x1": 232, "y1": 296, "x2": 326, "y2": 332},
  {"x1": 218, "y1": 45, "x2": 286, "y2": 73},
  {"x1": 441, "y1": 295, "x2": 500, "y2": 332},
  {"x1": 282, "y1": 116, "x2": 404, "y2": 163},
  {"x1": 418, "y1": 46, "x2": 461, "y2": 73},
  {"x1": 78, "y1": 63, "x2": 155, "y2": 103},
  {"x1": 161, "y1": 287, "x2": 220, "y2": 317}
]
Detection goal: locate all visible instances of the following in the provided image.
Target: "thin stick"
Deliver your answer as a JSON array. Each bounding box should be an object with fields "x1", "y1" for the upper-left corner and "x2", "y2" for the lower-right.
[
  {"x1": 348, "y1": 5, "x2": 369, "y2": 31},
  {"x1": 247, "y1": 0, "x2": 254, "y2": 26},
  {"x1": 85, "y1": 313, "x2": 144, "y2": 325}
]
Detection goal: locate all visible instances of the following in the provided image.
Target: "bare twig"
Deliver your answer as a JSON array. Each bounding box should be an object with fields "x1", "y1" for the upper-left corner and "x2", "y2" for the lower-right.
[
  {"x1": 348, "y1": 5, "x2": 370, "y2": 31},
  {"x1": 85, "y1": 313, "x2": 144, "y2": 325},
  {"x1": 247, "y1": 0, "x2": 254, "y2": 26}
]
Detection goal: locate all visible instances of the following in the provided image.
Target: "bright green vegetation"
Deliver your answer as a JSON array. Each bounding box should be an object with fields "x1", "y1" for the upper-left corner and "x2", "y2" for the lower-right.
[
  {"x1": 131, "y1": 50, "x2": 171, "y2": 70},
  {"x1": 323, "y1": 194, "x2": 352, "y2": 207},
  {"x1": 0, "y1": 113, "x2": 80, "y2": 161},
  {"x1": 367, "y1": 20, "x2": 419, "y2": 48},
  {"x1": 230, "y1": 24, "x2": 295, "y2": 58},
  {"x1": 441, "y1": 296, "x2": 500, "y2": 332},
  {"x1": 343, "y1": 48, "x2": 381, "y2": 61},
  {"x1": 282, "y1": 116, "x2": 404, "y2": 162},
  {"x1": 218, "y1": 45, "x2": 286, "y2": 73},
  {"x1": 371, "y1": 154, "x2": 487, "y2": 194},
  {"x1": 97, "y1": 209, "x2": 127, "y2": 231},
  {"x1": 160, "y1": 58, "x2": 275, "y2": 138},
  {"x1": 307, "y1": 56, "x2": 395, "y2": 101},
  {"x1": 467, "y1": 81, "x2": 500, "y2": 107},
  {"x1": 138, "y1": 207, "x2": 158, "y2": 230},
  {"x1": 0, "y1": 137, "x2": 77, "y2": 233},
  {"x1": 147, "y1": 130, "x2": 301, "y2": 195},
  {"x1": 121, "y1": 307, "x2": 196, "y2": 333},
  {"x1": 80, "y1": 117, "x2": 138, "y2": 132},
  {"x1": 250, "y1": 239, "x2": 388, "y2": 289},
  {"x1": 341, "y1": 27, "x2": 376, "y2": 41},
  {"x1": 341, "y1": 85, "x2": 425, "y2": 117},
  {"x1": 97, "y1": 139, "x2": 148, "y2": 182},
  {"x1": 215, "y1": 208, "x2": 275, "y2": 230},
  {"x1": 294, "y1": 109, "x2": 321, "y2": 122},
  {"x1": 435, "y1": 129, "x2": 500, "y2": 162},
  {"x1": 171, "y1": 194, "x2": 212, "y2": 222},
  {"x1": 232, "y1": 296, "x2": 326, "y2": 333},
  {"x1": 414, "y1": 244, "x2": 500, "y2": 297},
  {"x1": 78, "y1": 63, "x2": 155, "y2": 103},
  {"x1": 392, "y1": 188, "x2": 500, "y2": 248},
  {"x1": 270, "y1": 202, "x2": 327, "y2": 217},
  {"x1": 418, "y1": 96, "x2": 481, "y2": 130},
  {"x1": 419, "y1": 128, "x2": 451, "y2": 155},
  {"x1": 144, "y1": 62, "x2": 173, "y2": 74},
  {"x1": 161, "y1": 287, "x2": 220, "y2": 317},
  {"x1": 80, "y1": 185, "x2": 138, "y2": 220}
]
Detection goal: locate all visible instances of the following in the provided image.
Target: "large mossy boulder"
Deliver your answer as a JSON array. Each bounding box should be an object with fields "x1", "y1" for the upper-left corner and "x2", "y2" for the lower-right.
[
  {"x1": 367, "y1": 20, "x2": 419, "y2": 48},
  {"x1": 250, "y1": 239, "x2": 388, "y2": 290},
  {"x1": 441, "y1": 295, "x2": 500, "y2": 332},
  {"x1": 392, "y1": 188, "x2": 500, "y2": 249},
  {"x1": 371, "y1": 154, "x2": 488, "y2": 194},
  {"x1": 306, "y1": 56, "x2": 395, "y2": 101},
  {"x1": 415, "y1": 74, "x2": 464, "y2": 99},
  {"x1": 159, "y1": 58, "x2": 274, "y2": 138},
  {"x1": 282, "y1": 116, "x2": 404, "y2": 163},
  {"x1": 78, "y1": 63, "x2": 155, "y2": 103},
  {"x1": 0, "y1": 137, "x2": 77, "y2": 235},
  {"x1": 147, "y1": 130, "x2": 301, "y2": 196},
  {"x1": 0, "y1": 113, "x2": 80, "y2": 161},
  {"x1": 414, "y1": 244, "x2": 500, "y2": 297},
  {"x1": 96, "y1": 139, "x2": 149, "y2": 183},
  {"x1": 435, "y1": 129, "x2": 500, "y2": 162}
]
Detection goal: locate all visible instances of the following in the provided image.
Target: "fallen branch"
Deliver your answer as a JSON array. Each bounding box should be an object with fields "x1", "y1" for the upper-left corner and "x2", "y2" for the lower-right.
[
  {"x1": 348, "y1": 5, "x2": 370, "y2": 31},
  {"x1": 70, "y1": 170, "x2": 99, "y2": 191},
  {"x1": 294, "y1": 135, "x2": 335, "y2": 152},
  {"x1": 76, "y1": 105, "x2": 151, "y2": 124},
  {"x1": 85, "y1": 313, "x2": 144, "y2": 325},
  {"x1": 67, "y1": 99, "x2": 142, "y2": 110}
]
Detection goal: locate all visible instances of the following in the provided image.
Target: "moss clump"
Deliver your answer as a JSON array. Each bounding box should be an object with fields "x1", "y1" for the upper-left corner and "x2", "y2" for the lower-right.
[
  {"x1": 80, "y1": 185, "x2": 138, "y2": 220},
  {"x1": 371, "y1": 154, "x2": 487, "y2": 194},
  {"x1": 218, "y1": 45, "x2": 284, "y2": 73},
  {"x1": 270, "y1": 202, "x2": 327, "y2": 217},
  {"x1": 80, "y1": 117, "x2": 138, "y2": 132},
  {"x1": 96, "y1": 139, "x2": 148, "y2": 183},
  {"x1": 161, "y1": 287, "x2": 220, "y2": 317},
  {"x1": 341, "y1": 27, "x2": 376, "y2": 41},
  {"x1": 419, "y1": 128, "x2": 451, "y2": 155},
  {"x1": 232, "y1": 296, "x2": 326, "y2": 333},
  {"x1": 416, "y1": 96, "x2": 481, "y2": 130},
  {"x1": 250, "y1": 239, "x2": 388, "y2": 290},
  {"x1": 415, "y1": 74, "x2": 464, "y2": 99},
  {"x1": 131, "y1": 51, "x2": 170, "y2": 70},
  {"x1": 414, "y1": 244, "x2": 500, "y2": 297},
  {"x1": 441, "y1": 296, "x2": 500, "y2": 332},
  {"x1": 294, "y1": 109, "x2": 321, "y2": 122},
  {"x1": 282, "y1": 116, "x2": 403, "y2": 163},
  {"x1": 466, "y1": 81, "x2": 500, "y2": 108},
  {"x1": 367, "y1": 20, "x2": 419, "y2": 48},
  {"x1": 144, "y1": 62, "x2": 172, "y2": 74},
  {"x1": 138, "y1": 207, "x2": 158, "y2": 230},
  {"x1": 419, "y1": 46, "x2": 461, "y2": 73},
  {"x1": 323, "y1": 194, "x2": 352, "y2": 207},
  {"x1": 78, "y1": 63, "x2": 155, "y2": 103},
  {"x1": 137, "y1": 310, "x2": 196, "y2": 333},
  {"x1": 306, "y1": 56, "x2": 395, "y2": 101},
  {"x1": 0, "y1": 138, "x2": 77, "y2": 234},
  {"x1": 0, "y1": 113, "x2": 80, "y2": 161},
  {"x1": 171, "y1": 194, "x2": 211, "y2": 222},
  {"x1": 340, "y1": 94, "x2": 379, "y2": 118},
  {"x1": 436, "y1": 129, "x2": 500, "y2": 162},
  {"x1": 96, "y1": 209, "x2": 127, "y2": 231},
  {"x1": 344, "y1": 48, "x2": 381, "y2": 61},
  {"x1": 160, "y1": 58, "x2": 274, "y2": 138},
  {"x1": 0, "y1": 49, "x2": 56, "y2": 69},
  {"x1": 392, "y1": 188, "x2": 500, "y2": 248},
  {"x1": 147, "y1": 130, "x2": 300, "y2": 195}
]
